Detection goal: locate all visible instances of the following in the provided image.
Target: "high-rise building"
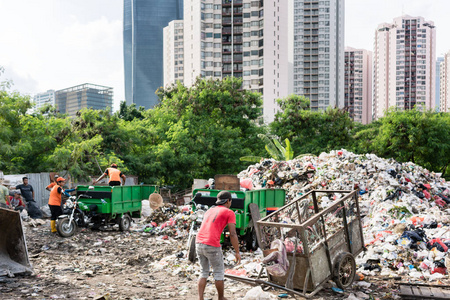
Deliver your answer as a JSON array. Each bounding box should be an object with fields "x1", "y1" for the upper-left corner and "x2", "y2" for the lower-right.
[
  {"x1": 55, "y1": 84, "x2": 113, "y2": 117},
  {"x1": 124, "y1": 0, "x2": 183, "y2": 109},
  {"x1": 439, "y1": 52, "x2": 450, "y2": 113},
  {"x1": 293, "y1": 0, "x2": 345, "y2": 111},
  {"x1": 373, "y1": 16, "x2": 436, "y2": 119},
  {"x1": 164, "y1": 20, "x2": 185, "y2": 87},
  {"x1": 32, "y1": 90, "x2": 55, "y2": 113},
  {"x1": 344, "y1": 47, "x2": 372, "y2": 124},
  {"x1": 436, "y1": 56, "x2": 444, "y2": 111},
  {"x1": 178, "y1": 0, "x2": 288, "y2": 123}
]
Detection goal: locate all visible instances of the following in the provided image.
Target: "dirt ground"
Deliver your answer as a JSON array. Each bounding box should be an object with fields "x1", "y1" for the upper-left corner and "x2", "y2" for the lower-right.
[{"x1": 0, "y1": 219, "x2": 443, "y2": 300}]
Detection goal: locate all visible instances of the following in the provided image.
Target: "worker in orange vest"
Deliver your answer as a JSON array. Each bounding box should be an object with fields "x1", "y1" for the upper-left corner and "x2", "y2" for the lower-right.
[
  {"x1": 48, "y1": 177, "x2": 66, "y2": 233},
  {"x1": 93, "y1": 163, "x2": 126, "y2": 186}
]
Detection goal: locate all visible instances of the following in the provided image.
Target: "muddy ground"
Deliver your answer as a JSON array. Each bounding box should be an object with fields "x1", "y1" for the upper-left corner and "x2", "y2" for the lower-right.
[{"x1": 0, "y1": 219, "x2": 442, "y2": 300}]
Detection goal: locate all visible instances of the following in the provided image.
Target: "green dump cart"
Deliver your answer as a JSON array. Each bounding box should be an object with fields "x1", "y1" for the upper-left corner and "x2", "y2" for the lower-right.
[{"x1": 191, "y1": 188, "x2": 286, "y2": 251}]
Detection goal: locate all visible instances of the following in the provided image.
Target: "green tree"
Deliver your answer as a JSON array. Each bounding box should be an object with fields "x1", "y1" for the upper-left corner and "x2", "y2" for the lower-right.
[
  {"x1": 271, "y1": 102, "x2": 355, "y2": 156},
  {"x1": 353, "y1": 109, "x2": 450, "y2": 176}
]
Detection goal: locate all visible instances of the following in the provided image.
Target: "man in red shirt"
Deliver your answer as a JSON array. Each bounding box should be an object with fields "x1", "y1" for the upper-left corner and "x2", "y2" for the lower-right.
[{"x1": 196, "y1": 191, "x2": 241, "y2": 300}]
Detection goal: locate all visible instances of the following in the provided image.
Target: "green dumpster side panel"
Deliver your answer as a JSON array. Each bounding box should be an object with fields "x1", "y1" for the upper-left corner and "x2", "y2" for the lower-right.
[
  {"x1": 192, "y1": 188, "x2": 286, "y2": 231},
  {"x1": 76, "y1": 185, "x2": 159, "y2": 217}
]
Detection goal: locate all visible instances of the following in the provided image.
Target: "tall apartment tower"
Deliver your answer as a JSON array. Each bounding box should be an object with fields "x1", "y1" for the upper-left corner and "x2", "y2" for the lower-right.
[
  {"x1": 32, "y1": 90, "x2": 56, "y2": 113},
  {"x1": 439, "y1": 52, "x2": 450, "y2": 112},
  {"x1": 164, "y1": 20, "x2": 185, "y2": 87},
  {"x1": 123, "y1": 0, "x2": 183, "y2": 109},
  {"x1": 55, "y1": 84, "x2": 113, "y2": 117},
  {"x1": 293, "y1": 0, "x2": 345, "y2": 110},
  {"x1": 182, "y1": 0, "x2": 289, "y2": 123},
  {"x1": 436, "y1": 56, "x2": 444, "y2": 111},
  {"x1": 373, "y1": 16, "x2": 436, "y2": 119},
  {"x1": 344, "y1": 47, "x2": 372, "y2": 124}
]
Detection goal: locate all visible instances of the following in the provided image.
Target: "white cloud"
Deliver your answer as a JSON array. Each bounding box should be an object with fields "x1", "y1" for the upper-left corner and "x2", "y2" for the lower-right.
[{"x1": 0, "y1": 0, "x2": 123, "y2": 111}]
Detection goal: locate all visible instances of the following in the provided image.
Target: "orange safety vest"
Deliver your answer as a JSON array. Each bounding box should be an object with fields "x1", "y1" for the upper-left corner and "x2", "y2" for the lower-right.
[
  {"x1": 48, "y1": 185, "x2": 63, "y2": 206},
  {"x1": 106, "y1": 168, "x2": 122, "y2": 182}
]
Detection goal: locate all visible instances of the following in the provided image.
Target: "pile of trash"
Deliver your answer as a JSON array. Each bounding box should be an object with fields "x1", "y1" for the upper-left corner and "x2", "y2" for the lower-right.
[
  {"x1": 238, "y1": 149, "x2": 450, "y2": 281},
  {"x1": 138, "y1": 203, "x2": 193, "y2": 237}
]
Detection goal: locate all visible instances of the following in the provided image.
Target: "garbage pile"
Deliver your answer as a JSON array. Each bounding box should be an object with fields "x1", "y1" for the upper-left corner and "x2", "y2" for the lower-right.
[
  {"x1": 238, "y1": 149, "x2": 450, "y2": 281},
  {"x1": 138, "y1": 203, "x2": 192, "y2": 237}
]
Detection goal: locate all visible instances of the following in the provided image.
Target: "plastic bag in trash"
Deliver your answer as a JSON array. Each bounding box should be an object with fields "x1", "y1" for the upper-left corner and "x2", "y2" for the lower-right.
[
  {"x1": 40, "y1": 205, "x2": 51, "y2": 218},
  {"x1": 141, "y1": 200, "x2": 153, "y2": 217},
  {"x1": 241, "y1": 286, "x2": 274, "y2": 300}
]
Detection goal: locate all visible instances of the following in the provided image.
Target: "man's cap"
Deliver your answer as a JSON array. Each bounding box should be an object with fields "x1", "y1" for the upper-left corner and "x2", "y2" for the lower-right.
[
  {"x1": 56, "y1": 177, "x2": 66, "y2": 182},
  {"x1": 54, "y1": 175, "x2": 59, "y2": 178},
  {"x1": 14, "y1": 191, "x2": 21, "y2": 195},
  {"x1": 216, "y1": 191, "x2": 232, "y2": 205},
  {"x1": 111, "y1": 163, "x2": 118, "y2": 168}
]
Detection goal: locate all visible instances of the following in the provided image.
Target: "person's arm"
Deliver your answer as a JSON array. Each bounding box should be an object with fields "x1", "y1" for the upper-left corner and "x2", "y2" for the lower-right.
[
  {"x1": 227, "y1": 223, "x2": 241, "y2": 264},
  {"x1": 93, "y1": 172, "x2": 107, "y2": 184},
  {"x1": 31, "y1": 186, "x2": 34, "y2": 200},
  {"x1": 121, "y1": 174, "x2": 126, "y2": 185},
  {"x1": 46, "y1": 183, "x2": 53, "y2": 191}
]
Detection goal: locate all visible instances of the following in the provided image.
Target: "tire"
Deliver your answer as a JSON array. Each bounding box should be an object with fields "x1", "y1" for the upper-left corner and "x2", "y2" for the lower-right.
[
  {"x1": 119, "y1": 214, "x2": 131, "y2": 231},
  {"x1": 333, "y1": 252, "x2": 356, "y2": 290},
  {"x1": 245, "y1": 229, "x2": 258, "y2": 251},
  {"x1": 57, "y1": 218, "x2": 77, "y2": 237},
  {"x1": 188, "y1": 235, "x2": 197, "y2": 263}
]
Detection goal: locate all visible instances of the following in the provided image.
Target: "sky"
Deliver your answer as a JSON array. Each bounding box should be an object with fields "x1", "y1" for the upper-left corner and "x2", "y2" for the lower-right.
[{"x1": 0, "y1": 0, "x2": 449, "y2": 112}]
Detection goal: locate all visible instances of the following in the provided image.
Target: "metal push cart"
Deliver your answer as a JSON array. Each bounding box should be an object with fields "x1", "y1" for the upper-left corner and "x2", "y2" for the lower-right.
[{"x1": 227, "y1": 190, "x2": 365, "y2": 298}]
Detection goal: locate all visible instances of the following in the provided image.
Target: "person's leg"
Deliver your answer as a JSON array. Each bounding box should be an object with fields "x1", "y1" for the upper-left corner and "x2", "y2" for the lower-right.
[
  {"x1": 198, "y1": 277, "x2": 207, "y2": 300},
  {"x1": 49, "y1": 205, "x2": 58, "y2": 233},
  {"x1": 215, "y1": 280, "x2": 226, "y2": 300},
  {"x1": 207, "y1": 246, "x2": 226, "y2": 300},
  {"x1": 196, "y1": 244, "x2": 210, "y2": 300}
]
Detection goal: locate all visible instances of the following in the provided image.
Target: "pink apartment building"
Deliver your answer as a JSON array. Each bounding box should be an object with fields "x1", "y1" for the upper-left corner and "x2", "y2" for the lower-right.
[
  {"x1": 373, "y1": 15, "x2": 436, "y2": 120},
  {"x1": 344, "y1": 47, "x2": 372, "y2": 124}
]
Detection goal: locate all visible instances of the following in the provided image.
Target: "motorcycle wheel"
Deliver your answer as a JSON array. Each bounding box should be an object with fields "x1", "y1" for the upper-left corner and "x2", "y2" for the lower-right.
[
  {"x1": 188, "y1": 234, "x2": 197, "y2": 263},
  {"x1": 119, "y1": 214, "x2": 131, "y2": 231},
  {"x1": 57, "y1": 218, "x2": 77, "y2": 237}
]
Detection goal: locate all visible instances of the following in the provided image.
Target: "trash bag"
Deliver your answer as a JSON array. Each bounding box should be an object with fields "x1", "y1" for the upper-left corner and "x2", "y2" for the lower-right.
[
  {"x1": 240, "y1": 178, "x2": 253, "y2": 190},
  {"x1": 26, "y1": 201, "x2": 42, "y2": 219},
  {"x1": 141, "y1": 200, "x2": 153, "y2": 218},
  {"x1": 242, "y1": 286, "x2": 274, "y2": 300},
  {"x1": 40, "y1": 205, "x2": 51, "y2": 218}
]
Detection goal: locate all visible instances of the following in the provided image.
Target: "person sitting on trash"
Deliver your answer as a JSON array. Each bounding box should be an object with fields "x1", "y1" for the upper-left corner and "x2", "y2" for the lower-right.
[
  {"x1": 93, "y1": 163, "x2": 126, "y2": 186},
  {"x1": 48, "y1": 177, "x2": 67, "y2": 233},
  {"x1": 7, "y1": 192, "x2": 26, "y2": 212},
  {"x1": 196, "y1": 190, "x2": 241, "y2": 300},
  {"x1": 46, "y1": 175, "x2": 59, "y2": 191}
]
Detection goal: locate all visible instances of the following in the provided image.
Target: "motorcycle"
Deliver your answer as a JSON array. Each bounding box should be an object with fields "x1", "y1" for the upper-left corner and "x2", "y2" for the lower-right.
[
  {"x1": 187, "y1": 199, "x2": 209, "y2": 263},
  {"x1": 56, "y1": 194, "x2": 93, "y2": 237}
]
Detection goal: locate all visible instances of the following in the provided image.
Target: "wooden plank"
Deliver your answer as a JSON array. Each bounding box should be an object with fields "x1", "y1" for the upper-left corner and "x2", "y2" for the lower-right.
[
  {"x1": 249, "y1": 203, "x2": 262, "y2": 249},
  {"x1": 412, "y1": 286, "x2": 422, "y2": 296},
  {"x1": 399, "y1": 285, "x2": 414, "y2": 296},
  {"x1": 430, "y1": 287, "x2": 445, "y2": 297}
]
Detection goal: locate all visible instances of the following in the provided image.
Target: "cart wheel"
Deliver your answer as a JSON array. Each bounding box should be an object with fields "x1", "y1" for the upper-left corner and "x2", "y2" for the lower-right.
[
  {"x1": 245, "y1": 229, "x2": 258, "y2": 251},
  {"x1": 119, "y1": 214, "x2": 131, "y2": 231},
  {"x1": 333, "y1": 252, "x2": 356, "y2": 290},
  {"x1": 57, "y1": 218, "x2": 77, "y2": 237},
  {"x1": 188, "y1": 235, "x2": 197, "y2": 263}
]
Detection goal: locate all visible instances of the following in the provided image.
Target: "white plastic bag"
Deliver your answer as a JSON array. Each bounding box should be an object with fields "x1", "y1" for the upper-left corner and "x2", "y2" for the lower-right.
[{"x1": 241, "y1": 286, "x2": 274, "y2": 300}]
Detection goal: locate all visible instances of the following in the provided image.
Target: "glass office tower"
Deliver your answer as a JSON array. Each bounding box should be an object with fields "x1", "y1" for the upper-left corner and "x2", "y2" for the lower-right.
[{"x1": 124, "y1": 0, "x2": 183, "y2": 109}]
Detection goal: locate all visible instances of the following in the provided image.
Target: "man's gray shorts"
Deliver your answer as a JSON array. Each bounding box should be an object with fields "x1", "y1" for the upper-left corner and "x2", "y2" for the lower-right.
[{"x1": 196, "y1": 243, "x2": 224, "y2": 281}]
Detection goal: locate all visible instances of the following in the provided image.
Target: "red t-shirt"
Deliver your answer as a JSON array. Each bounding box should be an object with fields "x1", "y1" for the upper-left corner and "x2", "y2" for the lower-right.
[{"x1": 196, "y1": 205, "x2": 236, "y2": 247}]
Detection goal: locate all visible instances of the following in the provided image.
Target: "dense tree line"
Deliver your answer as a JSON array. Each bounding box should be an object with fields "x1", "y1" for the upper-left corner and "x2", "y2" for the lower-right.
[{"x1": 1, "y1": 76, "x2": 449, "y2": 190}]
